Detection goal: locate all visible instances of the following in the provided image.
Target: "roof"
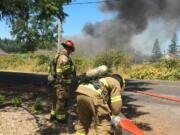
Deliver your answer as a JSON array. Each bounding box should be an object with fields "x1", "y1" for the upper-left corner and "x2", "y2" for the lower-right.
[{"x1": 0, "y1": 49, "x2": 8, "y2": 56}]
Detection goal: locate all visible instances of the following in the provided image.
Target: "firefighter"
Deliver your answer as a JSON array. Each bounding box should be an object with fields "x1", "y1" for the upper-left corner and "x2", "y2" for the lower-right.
[
  {"x1": 75, "y1": 71, "x2": 125, "y2": 135},
  {"x1": 50, "y1": 40, "x2": 76, "y2": 123}
]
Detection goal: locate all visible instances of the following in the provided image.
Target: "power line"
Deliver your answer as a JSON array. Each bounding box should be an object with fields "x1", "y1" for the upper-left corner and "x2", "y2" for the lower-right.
[{"x1": 64, "y1": 0, "x2": 120, "y2": 6}]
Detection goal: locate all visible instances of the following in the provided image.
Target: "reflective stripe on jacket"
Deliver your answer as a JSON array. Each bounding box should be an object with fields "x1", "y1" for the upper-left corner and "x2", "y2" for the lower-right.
[
  {"x1": 55, "y1": 50, "x2": 75, "y2": 83},
  {"x1": 76, "y1": 131, "x2": 87, "y2": 135}
]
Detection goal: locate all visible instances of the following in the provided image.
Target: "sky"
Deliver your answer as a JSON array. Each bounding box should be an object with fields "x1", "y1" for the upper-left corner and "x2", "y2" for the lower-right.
[
  {"x1": 0, "y1": 0, "x2": 113, "y2": 38},
  {"x1": 0, "y1": 0, "x2": 179, "y2": 54},
  {"x1": 63, "y1": 1, "x2": 115, "y2": 36},
  {"x1": 0, "y1": 21, "x2": 11, "y2": 39}
]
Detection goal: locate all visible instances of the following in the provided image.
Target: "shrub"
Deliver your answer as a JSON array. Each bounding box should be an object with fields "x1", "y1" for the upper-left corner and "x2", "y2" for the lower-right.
[
  {"x1": 0, "y1": 95, "x2": 5, "y2": 103},
  {"x1": 36, "y1": 55, "x2": 51, "y2": 65},
  {"x1": 0, "y1": 53, "x2": 51, "y2": 72},
  {"x1": 154, "y1": 59, "x2": 180, "y2": 69},
  {"x1": 162, "y1": 59, "x2": 179, "y2": 69},
  {"x1": 11, "y1": 97, "x2": 22, "y2": 107},
  {"x1": 170, "y1": 70, "x2": 180, "y2": 80},
  {"x1": 94, "y1": 49, "x2": 131, "y2": 69},
  {"x1": 130, "y1": 64, "x2": 180, "y2": 81},
  {"x1": 72, "y1": 55, "x2": 93, "y2": 74},
  {"x1": 31, "y1": 98, "x2": 43, "y2": 111}
]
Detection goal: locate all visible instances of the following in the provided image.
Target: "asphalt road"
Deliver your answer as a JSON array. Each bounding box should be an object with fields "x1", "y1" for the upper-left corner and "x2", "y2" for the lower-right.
[
  {"x1": 0, "y1": 71, "x2": 180, "y2": 135},
  {"x1": 124, "y1": 79, "x2": 180, "y2": 135}
]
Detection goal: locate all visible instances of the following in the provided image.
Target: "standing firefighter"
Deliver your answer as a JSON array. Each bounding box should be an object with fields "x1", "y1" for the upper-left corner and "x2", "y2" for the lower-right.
[
  {"x1": 48, "y1": 40, "x2": 76, "y2": 123},
  {"x1": 75, "y1": 66, "x2": 125, "y2": 135}
]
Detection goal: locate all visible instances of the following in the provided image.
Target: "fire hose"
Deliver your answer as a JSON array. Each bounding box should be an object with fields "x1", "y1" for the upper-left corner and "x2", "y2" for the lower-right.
[{"x1": 111, "y1": 113, "x2": 144, "y2": 135}]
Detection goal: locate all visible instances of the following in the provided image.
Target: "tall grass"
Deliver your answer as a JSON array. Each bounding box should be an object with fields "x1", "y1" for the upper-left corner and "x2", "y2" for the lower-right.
[
  {"x1": 0, "y1": 50, "x2": 130, "y2": 74},
  {"x1": 0, "y1": 52, "x2": 179, "y2": 80},
  {"x1": 129, "y1": 59, "x2": 180, "y2": 80},
  {"x1": 0, "y1": 53, "x2": 50, "y2": 72}
]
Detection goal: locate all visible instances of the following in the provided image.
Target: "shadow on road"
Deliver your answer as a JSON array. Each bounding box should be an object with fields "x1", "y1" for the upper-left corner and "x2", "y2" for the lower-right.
[
  {"x1": 121, "y1": 79, "x2": 153, "y2": 132},
  {"x1": 125, "y1": 79, "x2": 153, "y2": 91}
]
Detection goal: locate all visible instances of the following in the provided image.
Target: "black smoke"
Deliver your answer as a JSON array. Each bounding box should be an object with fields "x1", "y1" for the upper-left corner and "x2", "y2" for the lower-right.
[{"x1": 71, "y1": 0, "x2": 180, "y2": 56}]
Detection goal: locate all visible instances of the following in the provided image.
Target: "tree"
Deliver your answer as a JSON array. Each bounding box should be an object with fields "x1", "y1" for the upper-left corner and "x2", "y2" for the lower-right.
[
  {"x1": 152, "y1": 39, "x2": 162, "y2": 61},
  {"x1": 0, "y1": 0, "x2": 72, "y2": 52},
  {"x1": 11, "y1": 15, "x2": 57, "y2": 51},
  {"x1": 168, "y1": 33, "x2": 178, "y2": 55},
  {"x1": 0, "y1": 38, "x2": 23, "y2": 52}
]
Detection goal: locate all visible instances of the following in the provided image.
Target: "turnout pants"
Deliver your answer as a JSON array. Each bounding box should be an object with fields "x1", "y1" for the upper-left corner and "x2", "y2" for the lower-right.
[
  {"x1": 51, "y1": 84, "x2": 70, "y2": 121},
  {"x1": 76, "y1": 94, "x2": 112, "y2": 135}
]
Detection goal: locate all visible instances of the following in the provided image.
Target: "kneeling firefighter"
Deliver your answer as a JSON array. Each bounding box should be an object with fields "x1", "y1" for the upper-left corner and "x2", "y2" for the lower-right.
[{"x1": 75, "y1": 65, "x2": 125, "y2": 135}]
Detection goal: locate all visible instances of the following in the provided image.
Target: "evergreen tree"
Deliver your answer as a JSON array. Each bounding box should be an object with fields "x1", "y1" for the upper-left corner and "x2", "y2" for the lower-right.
[
  {"x1": 152, "y1": 39, "x2": 162, "y2": 61},
  {"x1": 168, "y1": 33, "x2": 178, "y2": 55},
  {"x1": 0, "y1": 38, "x2": 22, "y2": 52}
]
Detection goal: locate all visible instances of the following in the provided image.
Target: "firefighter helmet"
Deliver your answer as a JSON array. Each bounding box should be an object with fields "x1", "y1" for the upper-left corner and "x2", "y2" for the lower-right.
[
  {"x1": 61, "y1": 40, "x2": 75, "y2": 52},
  {"x1": 112, "y1": 74, "x2": 125, "y2": 88}
]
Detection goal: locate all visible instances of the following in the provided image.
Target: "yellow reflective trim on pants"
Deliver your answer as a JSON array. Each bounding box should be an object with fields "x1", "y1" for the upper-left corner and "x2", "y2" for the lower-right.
[
  {"x1": 50, "y1": 110, "x2": 56, "y2": 115},
  {"x1": 56, "y1": 68, "x2": 62, "y2": 73},
  {"x1": 76, "y1": 131, "x2": 87, "y2": 135},
  {"x1": 111, "y1": 95, "x2": 122, "y2": 103},
  {"x1": 56, "y1": 114, "x2": 66, "y2": 120},
  {"x1": 63, "y1": 79, "x2": 72, "y2": 84}
]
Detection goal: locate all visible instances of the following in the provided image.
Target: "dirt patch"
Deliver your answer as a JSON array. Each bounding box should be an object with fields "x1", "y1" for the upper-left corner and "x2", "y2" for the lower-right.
[
  {"x1": 0, "y1": 106, "x2": 78, "y2": 135},
  {"x1": 0, "y1": 107, "x2": 38, "y2": 135}
]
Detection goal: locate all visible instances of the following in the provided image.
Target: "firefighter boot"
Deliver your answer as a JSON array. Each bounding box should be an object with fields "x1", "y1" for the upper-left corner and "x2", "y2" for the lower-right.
[
  {"x1": 56, "y1": 113, "x2": 69, "y2": 124},
  {"x1": 50, "y1": 115, "x2": 56, "y2": 122},
  {"x1": 50, "y1": 110, "x2": 56, "y2": 122}
]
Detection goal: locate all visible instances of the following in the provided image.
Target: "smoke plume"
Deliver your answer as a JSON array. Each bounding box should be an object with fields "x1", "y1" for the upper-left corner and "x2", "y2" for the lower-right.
[{"x1": 70, "y1": 0, "x2": 180, "y2": 56}]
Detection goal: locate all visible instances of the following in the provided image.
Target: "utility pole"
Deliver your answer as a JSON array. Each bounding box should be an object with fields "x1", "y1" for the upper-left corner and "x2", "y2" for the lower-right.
[{"x1": 57, "y1": 17, "x2": 62, "y2": 52}]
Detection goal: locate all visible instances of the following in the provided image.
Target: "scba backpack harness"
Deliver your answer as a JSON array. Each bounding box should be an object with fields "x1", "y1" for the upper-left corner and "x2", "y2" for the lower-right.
[{"x1": 48, "y1": 54, "x2": 60, "y2": 86}]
